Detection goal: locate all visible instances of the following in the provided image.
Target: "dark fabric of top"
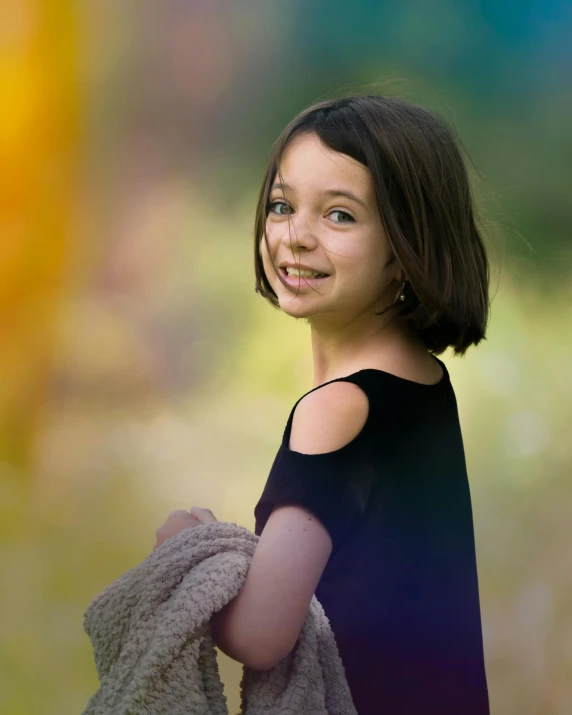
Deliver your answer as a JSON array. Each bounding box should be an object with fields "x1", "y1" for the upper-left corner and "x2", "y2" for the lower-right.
[{"x1": 254, "y1": 356, "x2": 490, "y2": 714}]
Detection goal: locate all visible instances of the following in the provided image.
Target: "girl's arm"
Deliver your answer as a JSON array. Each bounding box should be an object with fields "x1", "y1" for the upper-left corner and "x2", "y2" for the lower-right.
[{"x1": 210, "y1": 381, "x2": 368, "y2": 670}]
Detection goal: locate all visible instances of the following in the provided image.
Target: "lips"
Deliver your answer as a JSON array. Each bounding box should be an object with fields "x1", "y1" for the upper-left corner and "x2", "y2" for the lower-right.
[
  {"x1": 278, "y1": 262, "x2": 329, "y2": 276},
  {"x1": 279, "y1": 267, "x2": 330, "y2": 287},
  {"x1": 279, "y1": 263, "x2": 329, "y2": 276}
]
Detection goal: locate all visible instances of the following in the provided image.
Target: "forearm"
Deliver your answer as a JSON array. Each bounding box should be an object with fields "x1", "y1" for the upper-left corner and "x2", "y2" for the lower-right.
[
  {"x1": 211, "y1": 595, "x2": 269, "y2": 670},
  {"x1": 210, "y1": 599, "x2": 244, "y2": 664}
]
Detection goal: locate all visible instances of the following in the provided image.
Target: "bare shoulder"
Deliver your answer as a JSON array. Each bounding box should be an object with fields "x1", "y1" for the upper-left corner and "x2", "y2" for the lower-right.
[{"x1": 289, "y1": 381, "x2": 369, "y2": 455}]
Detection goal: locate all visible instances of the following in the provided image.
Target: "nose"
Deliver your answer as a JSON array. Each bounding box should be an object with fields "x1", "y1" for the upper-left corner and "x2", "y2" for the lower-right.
[{"x1": 278, "y1": 211, "x2": 320, "y2": 253}]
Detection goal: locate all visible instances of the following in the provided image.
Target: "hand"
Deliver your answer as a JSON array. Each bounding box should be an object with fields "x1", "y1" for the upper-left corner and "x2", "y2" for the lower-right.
[{"x1": 154, "y1": 506, "x2": 218, "y2": 551}]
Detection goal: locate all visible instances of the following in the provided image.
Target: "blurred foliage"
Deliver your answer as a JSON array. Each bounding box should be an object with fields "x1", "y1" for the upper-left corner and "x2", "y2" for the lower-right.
[{"x1": 1, "y1": 1, "x2": 571, "y2": 714}]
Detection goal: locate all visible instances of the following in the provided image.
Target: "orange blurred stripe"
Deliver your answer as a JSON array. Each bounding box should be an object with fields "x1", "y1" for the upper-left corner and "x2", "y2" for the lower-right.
[{"x1": 0, "y1": 3, "x2": 80, "y2": 471}]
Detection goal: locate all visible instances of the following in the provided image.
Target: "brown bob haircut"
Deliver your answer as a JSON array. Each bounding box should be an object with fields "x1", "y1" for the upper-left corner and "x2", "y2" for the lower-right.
[{"x1": 253, "y1": 95, "x2": 490, "y2": 356}]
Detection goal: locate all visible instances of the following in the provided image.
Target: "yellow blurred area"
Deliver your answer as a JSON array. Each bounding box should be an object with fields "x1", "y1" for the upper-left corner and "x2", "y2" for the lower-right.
[{"x1": 0, "y1": 2, "x2": 79, "y2": 473}]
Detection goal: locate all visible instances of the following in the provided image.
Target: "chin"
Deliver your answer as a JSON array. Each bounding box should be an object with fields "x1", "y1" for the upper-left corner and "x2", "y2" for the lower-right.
[
  {"x1": 279, "y1": 297, "x2": 336, "y2": 323},
  {"x1": 278, "y1": 301, "x2": 315, "y2": 319},
  {"x1": 273, "y1": 280, "x2": 332, "y2": 317}
]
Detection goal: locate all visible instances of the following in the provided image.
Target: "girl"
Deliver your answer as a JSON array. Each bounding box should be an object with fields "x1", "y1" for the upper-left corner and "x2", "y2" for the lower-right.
[
  {"x1": 162, "y1": 94, "x2": 491, "y2": 714},
  {"x1": 250, "y1": 95, "x2": 490, "y2": 714}
]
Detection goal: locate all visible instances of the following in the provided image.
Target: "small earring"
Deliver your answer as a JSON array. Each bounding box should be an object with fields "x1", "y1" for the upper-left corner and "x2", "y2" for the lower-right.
[{"x1": 398, "y1": 281, "x2": 406, "y2": 302}]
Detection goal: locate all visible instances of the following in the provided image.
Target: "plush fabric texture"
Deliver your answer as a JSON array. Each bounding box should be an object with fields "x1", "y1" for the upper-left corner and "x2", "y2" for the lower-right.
[{"x1": 82, "y1": 520, "x2": 358, "y2": 715}]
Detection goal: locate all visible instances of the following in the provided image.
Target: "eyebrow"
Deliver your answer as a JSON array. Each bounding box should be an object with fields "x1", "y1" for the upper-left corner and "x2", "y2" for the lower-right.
[{"x1": 270, "y1": 182, "x2": 368, "y2": 211}]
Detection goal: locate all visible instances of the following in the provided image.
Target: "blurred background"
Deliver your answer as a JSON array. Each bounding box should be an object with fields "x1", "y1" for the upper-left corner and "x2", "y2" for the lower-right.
[{"x1": 1, "y1": 1, "x2": 571, "y2": 713}]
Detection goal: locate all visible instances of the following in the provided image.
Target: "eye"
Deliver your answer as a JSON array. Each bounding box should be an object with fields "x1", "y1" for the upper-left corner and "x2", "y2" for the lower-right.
[
  {"x1": 268, "y1": 200, "x2": 292, "y2": 216},
  {"x1": 329, "y1": 210, "x2": 355, "y2": 224},
  {"x1": 267, "y1": 200, "x2": 355, "y2": 224}
]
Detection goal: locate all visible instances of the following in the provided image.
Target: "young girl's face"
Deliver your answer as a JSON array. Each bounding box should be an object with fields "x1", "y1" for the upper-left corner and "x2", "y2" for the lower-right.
[{"x1": 261, "y1": 132, "x2": 400, "y2": 324}]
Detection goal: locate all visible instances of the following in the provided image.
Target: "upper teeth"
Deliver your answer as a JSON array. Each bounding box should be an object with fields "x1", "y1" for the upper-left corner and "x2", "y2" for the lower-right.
[{"x1": 285, "y1": 267, "x2": 324, "y2": 277}]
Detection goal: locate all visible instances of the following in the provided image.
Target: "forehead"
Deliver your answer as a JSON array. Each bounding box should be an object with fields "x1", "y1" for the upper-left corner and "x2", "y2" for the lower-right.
[{"x1": 277, "y1": 133, "x2": 373, "y2": 196}]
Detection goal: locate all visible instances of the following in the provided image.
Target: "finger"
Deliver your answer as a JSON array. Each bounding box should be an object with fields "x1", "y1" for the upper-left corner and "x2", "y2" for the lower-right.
[
  {"x1": 190, "y1": 506, "x2": 215, "y2": 515},
  {"x1": 190, "y1": 506, "x2": 217, "y2": 523},
  {"x1": 190, "y1": 506, "x2": 214, "y2": 523},
  {"x1": 169, "y1": 509, "x2": 191, "y2": 519}
]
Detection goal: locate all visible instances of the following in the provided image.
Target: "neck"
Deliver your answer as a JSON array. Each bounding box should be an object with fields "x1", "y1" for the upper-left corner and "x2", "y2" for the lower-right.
[{"x1": 309, "y1": 312, "x2": 426, "y2": 388}]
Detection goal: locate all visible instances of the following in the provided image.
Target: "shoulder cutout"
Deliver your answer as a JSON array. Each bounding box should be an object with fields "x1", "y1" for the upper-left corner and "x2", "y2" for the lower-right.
[{"x1": 289, "y1": 381, "x2": 369, "y2": 455}]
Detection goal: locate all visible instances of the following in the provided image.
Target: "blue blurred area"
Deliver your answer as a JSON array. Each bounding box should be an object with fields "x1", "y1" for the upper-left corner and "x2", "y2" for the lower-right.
[
  {"x1": 286, "y1": 1, "x2": 572, "y2": 94},
  {"x1": 202, "y1": 0, "x2": 572, "y2": 267}
]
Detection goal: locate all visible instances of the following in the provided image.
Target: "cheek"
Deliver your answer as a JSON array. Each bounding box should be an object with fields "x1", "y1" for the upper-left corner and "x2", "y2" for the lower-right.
[
  {"x1": 355, "y1": 237, "x2": 390, "y2": 281},
  {"x1": 260, "y1": 223, "x2": 278, "y2": 256},
  {"x1": 335, "y1": 247, "x2": 387, "y2": 297},
  {"x1": 332, "y1": 235, "x2": 382, "y2": 276}
]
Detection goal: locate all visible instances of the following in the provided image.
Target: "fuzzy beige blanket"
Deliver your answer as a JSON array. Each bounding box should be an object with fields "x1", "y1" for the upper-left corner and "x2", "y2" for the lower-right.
[{"x1": 82, "y1": 520, "x2": 357, "y2": 714}]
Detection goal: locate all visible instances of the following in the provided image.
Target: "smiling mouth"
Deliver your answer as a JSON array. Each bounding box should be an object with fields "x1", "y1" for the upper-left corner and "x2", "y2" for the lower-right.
[{"x1": 279, "y1": 267, "x2": 330, "y2": 280}]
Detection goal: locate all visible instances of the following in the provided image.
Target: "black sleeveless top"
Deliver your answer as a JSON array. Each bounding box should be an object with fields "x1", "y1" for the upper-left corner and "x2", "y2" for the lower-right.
[{"x1": 254, "y1": 356, "x2": 490, "y2": 714}]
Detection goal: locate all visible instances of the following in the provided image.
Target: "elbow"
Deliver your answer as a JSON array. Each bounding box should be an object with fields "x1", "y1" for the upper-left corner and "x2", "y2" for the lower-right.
[
  {"x1": 243, "y1": 640, "x2": 287, "y2": 672},
  {"x1": 210, "y1": 603, "x2": 284, "y2": 672},
  {"x1": 250, "y1": 648, "x2": 289, "y2": 672},
  {"x1": 210, "y1": 604, "x2": 243, "y2": 663},
  {"x1": 240, "y1": 646, "x2": 285, "y2": 672}
]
